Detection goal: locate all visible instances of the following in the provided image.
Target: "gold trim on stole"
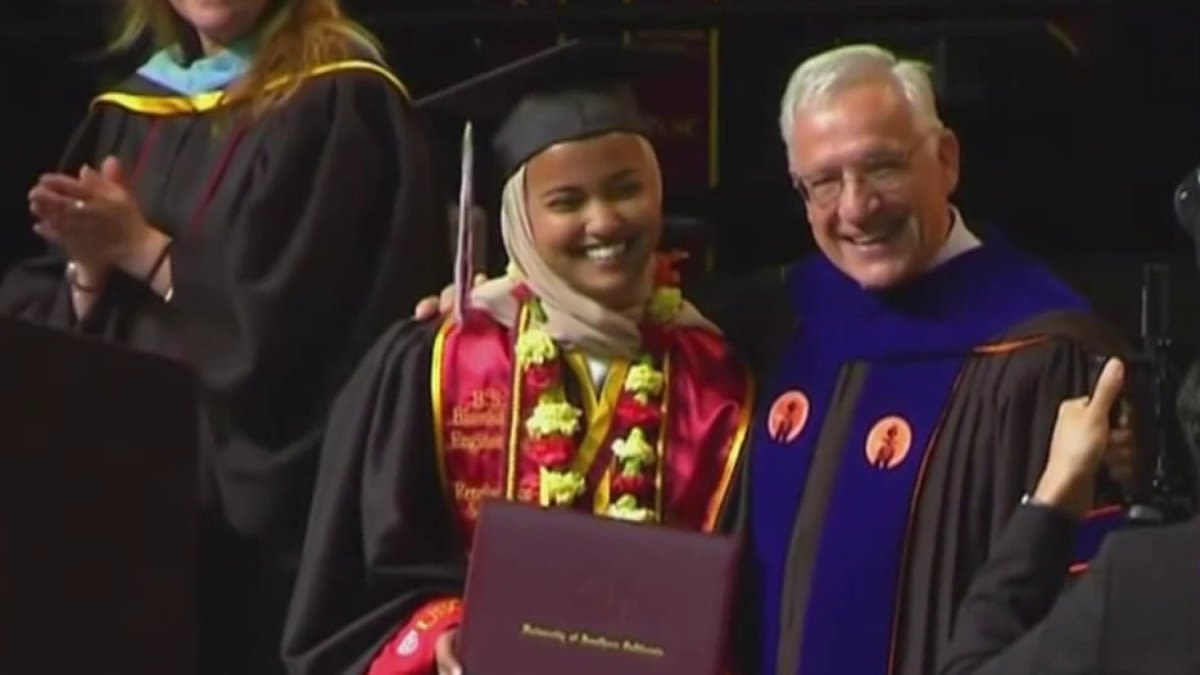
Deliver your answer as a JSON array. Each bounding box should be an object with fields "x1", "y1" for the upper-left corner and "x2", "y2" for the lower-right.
[
  {"x1": 504, "y1": 304, "x2": 533, "y2": 500},
  {"x1": 430, "y1": 318, "x2": 454, "y2": 508},
  {"x1": 653, "y1": 353, "x2": 671, "y2": 521},
  {"x1": 702, "y1": 368, "x2": 755, "y2": 533}
]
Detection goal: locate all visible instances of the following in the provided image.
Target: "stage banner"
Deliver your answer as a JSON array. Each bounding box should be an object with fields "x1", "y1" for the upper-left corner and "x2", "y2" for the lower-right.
[
  {"x1": 624, "y1": 15, "x2": 719, "y2": 193},
  {"x1": 475, "y1": 0, "x2": 719, "y2": 194}
]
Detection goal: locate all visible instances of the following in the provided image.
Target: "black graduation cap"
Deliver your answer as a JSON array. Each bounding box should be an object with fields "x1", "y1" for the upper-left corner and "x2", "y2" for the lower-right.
[
  {"x1": 416, "y1": 39, "x2": 694, "y2": 322},
  {"x1": 415, "y1": 39, "x2": 694, "y2": 179}
]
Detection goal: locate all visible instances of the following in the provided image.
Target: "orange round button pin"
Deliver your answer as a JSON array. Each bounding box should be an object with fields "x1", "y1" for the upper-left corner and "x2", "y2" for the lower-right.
[
  {"x1": 767, "y1": 390, "x2": 810, "y2": 444},
  {"x1": 865, "y1": 416, "x2": 913, "y2": 469}
]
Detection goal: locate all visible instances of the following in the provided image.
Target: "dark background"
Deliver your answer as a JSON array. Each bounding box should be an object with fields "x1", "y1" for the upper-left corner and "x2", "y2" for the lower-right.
[{"x1": 3, "y1": 0, "x2": 1199, "y2": 345}]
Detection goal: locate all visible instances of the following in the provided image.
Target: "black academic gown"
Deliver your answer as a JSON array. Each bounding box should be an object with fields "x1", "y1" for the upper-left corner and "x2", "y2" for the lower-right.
[
  {"x1": 0, "y1": 55, "x2": 448, "y2": 675},
  {"x1": 280, "y1": 320, "x2": 462, "y2": 675},
  {"x1": 940, "y1": 506, "x2": 1200, "y2": 675},
  {"x1": 281, "y1": 317, "x2": 748, "y2": 675},
  {"x1": 699, "y1": 238, "x2": 1128, "y2": 675}
]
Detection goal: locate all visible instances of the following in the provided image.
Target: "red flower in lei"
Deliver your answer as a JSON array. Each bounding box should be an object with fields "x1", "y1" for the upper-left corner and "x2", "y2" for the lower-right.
[
  {"x1": 654, "y1": 250, "x2": 689, "y2": 286},
  {"x1": 523, "y1": 361, "x2": 561, "y2": 399},
  {"x1": 607, "y1": 374, "x2": 666, "y2": 521},
  {"x1": 515, "y1": 298, "x2": 586, "y2": 508},
  {"x1": 525, "y1": 436, "x2": 573, "y2": 468},
  {"x1": 616, "y1": 397, "x2": 662, "y2": 427},
  {"x1": 514, "y1": 263, "x2": 681, "y2": 519},
  {"x1": 510, "y1": 283, "x2": 534, "y2": 303},
  {"x1": 611, "y1": 472, "x2": 652, "y2": 498},
  {"x1": 606, "y1": 354, "x2": 670, "y2": 520}
]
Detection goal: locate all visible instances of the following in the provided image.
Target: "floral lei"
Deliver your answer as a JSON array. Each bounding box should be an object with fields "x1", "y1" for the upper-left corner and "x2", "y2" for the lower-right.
[{"x1": 513, "y1": 253, "x2": 686, "y2": 523}]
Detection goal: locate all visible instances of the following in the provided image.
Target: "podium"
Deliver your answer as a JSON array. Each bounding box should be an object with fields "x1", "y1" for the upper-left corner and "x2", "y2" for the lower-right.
[{"x1": 0, "y1": 317, "x2": 197, "y2": 675}]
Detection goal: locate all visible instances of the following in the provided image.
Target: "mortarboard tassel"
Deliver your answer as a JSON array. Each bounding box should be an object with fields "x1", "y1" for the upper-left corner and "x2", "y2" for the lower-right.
[{"x1": 453, "y1": 121, "x2": 475, "y2": 325}]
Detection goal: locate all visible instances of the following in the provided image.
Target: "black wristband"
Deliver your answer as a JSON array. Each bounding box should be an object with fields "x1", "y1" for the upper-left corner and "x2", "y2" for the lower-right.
[{"x1": 144, "y1": 239, "x2": 173, "y2": 285}]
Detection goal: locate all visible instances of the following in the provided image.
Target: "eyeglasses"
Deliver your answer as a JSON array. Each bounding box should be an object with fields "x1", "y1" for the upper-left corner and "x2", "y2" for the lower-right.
[{"x1": 793, "y1": 130, "x2": 937, "y2": 209}]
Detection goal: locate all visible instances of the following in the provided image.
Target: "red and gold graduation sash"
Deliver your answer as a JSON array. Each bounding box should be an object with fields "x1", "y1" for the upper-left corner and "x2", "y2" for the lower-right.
[{"x1": 430, "y1": 304, "x2": 753, "y2": 542}]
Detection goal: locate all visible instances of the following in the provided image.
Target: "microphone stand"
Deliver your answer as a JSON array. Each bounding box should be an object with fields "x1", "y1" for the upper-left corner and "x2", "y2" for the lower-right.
[{"x1": 1127, "y1": 263, "x2": 1195, "y2": 523}]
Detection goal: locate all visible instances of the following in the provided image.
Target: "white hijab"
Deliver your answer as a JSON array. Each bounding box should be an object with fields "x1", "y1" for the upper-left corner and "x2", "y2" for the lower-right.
[{"x1": 467, "y1": 139, "x2": 718, "y2": 359}]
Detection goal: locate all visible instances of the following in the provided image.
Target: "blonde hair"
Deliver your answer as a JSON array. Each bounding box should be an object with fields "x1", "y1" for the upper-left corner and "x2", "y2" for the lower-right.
[
  {"x1": 111, "y1": 0, "x2": 382, "y2": 118},
  {"x1": 779, "y1": 44, "x2": 942, "y2": 152}
]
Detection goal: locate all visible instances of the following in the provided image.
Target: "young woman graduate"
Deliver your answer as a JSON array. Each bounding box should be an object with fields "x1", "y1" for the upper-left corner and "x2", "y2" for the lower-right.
[
  {"x1": 0, "y1": 1, "x2": 448, "y2": 672},
  {"x1": 281, "y1": 41, "x2": 754, "y2": 675}
]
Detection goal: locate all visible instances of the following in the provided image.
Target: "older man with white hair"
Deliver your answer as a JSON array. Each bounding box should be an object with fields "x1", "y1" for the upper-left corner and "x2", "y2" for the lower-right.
[
  {"x1": 727, "y1": 43, "x2": 1133, "y2": 675},
  {"x1": 410, "y1": 42, "x2": 1133, "y2": 675}
]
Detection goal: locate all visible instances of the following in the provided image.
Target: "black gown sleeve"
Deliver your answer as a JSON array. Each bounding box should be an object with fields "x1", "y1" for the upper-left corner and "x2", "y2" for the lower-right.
[
  {"x1": 992, "y1": 337, "x2": 1096, "y2": 510},
  {"x1": 893, "y1": 316, "x2": 1129, "y2": 675},
  {"x1": 281, "y1": 318, "x2": 465, "y2": 675},
  {"x1": 688, "y1": 265, "x2": 795, "y2": 379},
  {"x1": 938, "y1": 505, "x2": 1106, "y2": 675},
  {"x1": 987, "y1": 324, "x2": 1129, "y2": 520},
  {"x1": 169, "y1": 71, "x2": 447, "y2": 544}
]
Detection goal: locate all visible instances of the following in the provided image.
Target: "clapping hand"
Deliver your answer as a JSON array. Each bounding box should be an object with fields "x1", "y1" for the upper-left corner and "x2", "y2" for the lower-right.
[{"x1": 28, "y1": 156, "x2": 155, "y2": 275}]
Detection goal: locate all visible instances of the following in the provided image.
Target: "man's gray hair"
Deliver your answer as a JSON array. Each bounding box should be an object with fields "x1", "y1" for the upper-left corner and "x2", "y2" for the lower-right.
[{"x1": 779, "y1": 44, "x2": 943, "y2": 152}]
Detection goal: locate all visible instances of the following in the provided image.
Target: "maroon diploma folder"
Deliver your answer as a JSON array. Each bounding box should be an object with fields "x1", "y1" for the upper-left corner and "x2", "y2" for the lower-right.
[{"x1": 458, "y1": 498, "x2": 740, "y2": 675}]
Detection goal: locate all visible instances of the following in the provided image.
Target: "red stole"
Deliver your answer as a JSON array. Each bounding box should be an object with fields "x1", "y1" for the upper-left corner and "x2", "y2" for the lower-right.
[{"x1": 430, "y1": 306, "x2": 753, "y2": 542}]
